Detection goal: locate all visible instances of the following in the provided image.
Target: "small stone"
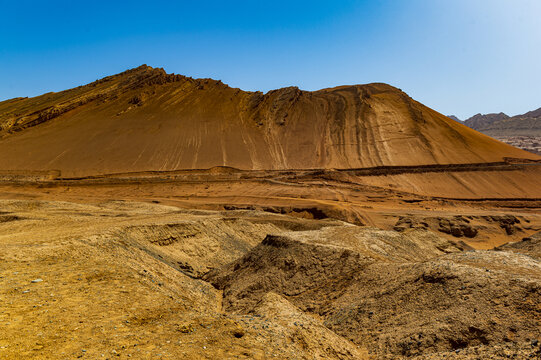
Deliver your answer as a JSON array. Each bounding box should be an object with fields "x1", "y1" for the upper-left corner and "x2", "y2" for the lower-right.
[
  {"x1": 531, "y1": 339, "x2": 539, "y2": 346},
  {"x1": 22, "y1": 290, "x2": 30, "y2": 294},
  {"x1": 178, "y1": 324, "x2": 194, "y2": 333},
  {"x1": 232, "y1": 327, "x2": 245, "y2": 338},
  {"x1": 31, "y1": 279, "x2": 43, "y2": 283}
]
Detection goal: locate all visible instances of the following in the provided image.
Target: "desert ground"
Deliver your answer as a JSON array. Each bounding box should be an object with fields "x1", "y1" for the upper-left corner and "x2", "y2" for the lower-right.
[
  {"x1": 494, "y1": 136, "x2": 541, "y2": 155},
  {"x1": 1, "y1": 66, "x2": 541, "y2": 359},
  {"x1": 1, "y1": 165, "x2": 540, "y2": 359}
]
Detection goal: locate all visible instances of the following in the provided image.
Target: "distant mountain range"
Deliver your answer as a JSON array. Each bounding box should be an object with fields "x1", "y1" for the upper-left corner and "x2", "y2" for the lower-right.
[{"x1": 448, "y1": 108, "x2": 541, "y2": 136}]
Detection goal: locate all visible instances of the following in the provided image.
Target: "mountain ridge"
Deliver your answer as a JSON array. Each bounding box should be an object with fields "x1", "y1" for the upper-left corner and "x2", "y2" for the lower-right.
[
  {"x1": 450, "y1": 109, "x2": 541, "y2": 136},
  {"x1": 0, "y1": 65, "x2": 538, "y2": 176}
]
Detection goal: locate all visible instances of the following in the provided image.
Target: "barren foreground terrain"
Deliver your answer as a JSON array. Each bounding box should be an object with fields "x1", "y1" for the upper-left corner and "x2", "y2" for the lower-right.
[{"x1": 1, "y1": 167, "x2": 540, "y2": 359}]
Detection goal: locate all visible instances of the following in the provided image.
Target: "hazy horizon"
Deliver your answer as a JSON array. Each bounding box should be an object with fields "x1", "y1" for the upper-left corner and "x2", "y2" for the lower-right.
[{"x1": 1, "y1": 0, "x2": 540, "y2": 119}]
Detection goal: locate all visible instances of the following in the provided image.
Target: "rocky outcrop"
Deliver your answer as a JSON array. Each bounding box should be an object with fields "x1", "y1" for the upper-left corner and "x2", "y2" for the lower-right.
[
  {"x1": 464, "y1": 108, "x2": 541, "y2": 137},
  {"x1": 437, "y1": 217, "x2": 478, "y2": 238},
  {"x1": 482, "y1": 215, "x2": 521, "y2": 235},
  {"x1": 392, "y1": 215, "x2": 529, "y2": 239},
  {"x1": 464, "y1": 112, "x2": 510, "y2": 130}
]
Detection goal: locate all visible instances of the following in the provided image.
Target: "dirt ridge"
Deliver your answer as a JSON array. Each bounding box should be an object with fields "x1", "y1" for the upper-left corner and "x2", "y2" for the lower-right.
[{"x1": 0, "y1": 65, "x2": 538, "y2": 177}]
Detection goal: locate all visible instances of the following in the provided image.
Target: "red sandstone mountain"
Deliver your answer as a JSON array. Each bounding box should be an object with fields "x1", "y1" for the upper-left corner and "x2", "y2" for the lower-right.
[{"x1": 0, "y1": 65, "x2": 538, "y2": 176}]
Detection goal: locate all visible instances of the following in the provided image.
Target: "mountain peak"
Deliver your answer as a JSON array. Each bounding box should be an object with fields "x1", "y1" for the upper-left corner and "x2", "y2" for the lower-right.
[
  {"x1": 94, "y1": 64, "x2": 188, "y2": 89},
  {"x1": 464, "y1": 108, "x2": 541, "y2": 137}
]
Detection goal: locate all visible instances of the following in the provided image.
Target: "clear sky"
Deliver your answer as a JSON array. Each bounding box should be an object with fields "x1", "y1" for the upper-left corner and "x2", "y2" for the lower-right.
[{"x1": 1, "y1": 0, "x2": 540, "y2": 119}]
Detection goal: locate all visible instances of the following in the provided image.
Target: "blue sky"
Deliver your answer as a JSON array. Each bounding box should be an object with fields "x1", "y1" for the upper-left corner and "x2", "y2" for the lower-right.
[{"x1": 1, "y1": 0, "x2": 540, "y2": 119}]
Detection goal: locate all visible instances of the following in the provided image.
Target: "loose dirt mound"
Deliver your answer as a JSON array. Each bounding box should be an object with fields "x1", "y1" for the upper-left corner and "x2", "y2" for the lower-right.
[
  {"x1": 251, "y1": 292, "x2": 369, "y2": 359},
  {"x1": 206, "y1": 228, "x2": 541, "y2": 358},
  {"x1": 105, "y1": 218, "x2": 283, "y2": 277},
  {"x1": 2, "y1": 198, "x2": 540, "y2": 359},
  {"x1": 0, "y1": 199, "x2": 362, "y2": 359}
]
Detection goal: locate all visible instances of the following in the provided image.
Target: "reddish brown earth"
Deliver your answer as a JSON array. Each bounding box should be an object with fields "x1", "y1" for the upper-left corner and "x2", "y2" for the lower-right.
[
  {"x1": 0, "y1": 167, "x2": 540, "y2": 249},
  {"x1": 0, "y1": 66, "x2": 540, "y2": 359},
  {"x1": 0, "y1": 65, "x2": 538, "y2": 177}
]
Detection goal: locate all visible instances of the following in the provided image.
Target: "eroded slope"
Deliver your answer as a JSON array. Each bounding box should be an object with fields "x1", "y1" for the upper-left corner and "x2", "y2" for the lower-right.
[
  {"x1": 0, "y1": 65, "x2": 537, "y2": 176},
  {"x1": 206, "y1": 228, "x2": 541, "y2": 358}
]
